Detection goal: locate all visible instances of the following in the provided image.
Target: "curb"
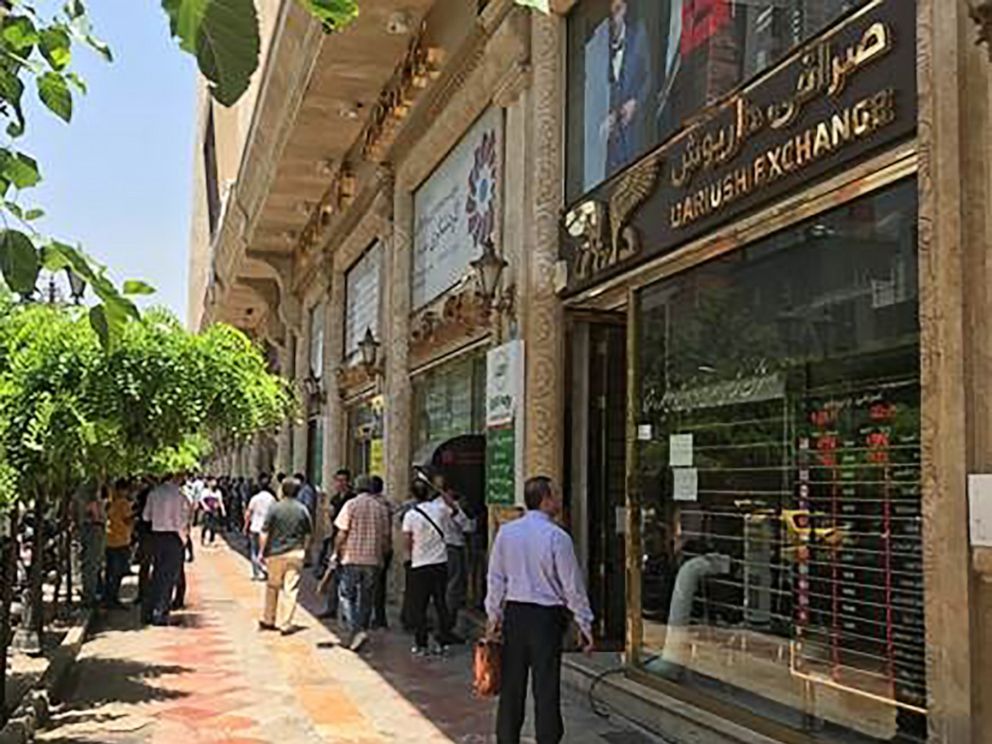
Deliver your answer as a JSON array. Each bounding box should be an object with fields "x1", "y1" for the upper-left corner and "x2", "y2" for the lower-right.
[{"x1": 0, "y1": 609, "x2": 94, "y2": 744}]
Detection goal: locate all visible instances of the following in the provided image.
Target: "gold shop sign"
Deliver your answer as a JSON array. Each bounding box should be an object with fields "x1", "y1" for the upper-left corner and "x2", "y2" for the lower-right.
[{"x1": 560, "y1": 0, "x2": 916, "y2": 296}]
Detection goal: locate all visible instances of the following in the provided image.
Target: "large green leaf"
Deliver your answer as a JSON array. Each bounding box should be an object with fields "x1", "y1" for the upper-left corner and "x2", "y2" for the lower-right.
[
  {"x1": 162, "y1": 0, "x2": 258, "y2": 107},
  {"x1": 0, "y1": 230, "x2": 39, "y2": 295},
  {"x1": 1, "y1": 17, "x2": 39, "y2": 55},
  {"x1": 45, "y1": 241, "x2": 140, "y2": 320},
  {"x1": 299, "y1": 0, "x2": 358, "y2": 30},
  {"x1": 39, "y1": 26, "x2": 71, "y2": 70},
  {"x1": 0, "y1": 149, "x2": 41, "y2": 190},
  {"x1": 38, "y1": 72, "x2": 72, "y2": 122},
  {"x1": 196, "y1": 0, "x2": 259, "y2": 107},
  {"x1": 88, "y1": 304, "x2": 110, "y2": 348}
]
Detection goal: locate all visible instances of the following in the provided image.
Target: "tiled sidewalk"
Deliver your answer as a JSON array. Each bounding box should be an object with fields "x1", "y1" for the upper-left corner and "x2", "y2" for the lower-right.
[{"x1": 38, "y1": 538, "x2": 663, "y2": 744}]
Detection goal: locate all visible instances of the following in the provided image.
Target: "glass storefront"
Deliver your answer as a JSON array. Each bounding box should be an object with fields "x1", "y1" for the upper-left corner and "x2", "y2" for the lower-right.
[
  {"x1": 306, "y1": 417, "x2": 324, "y2": 488},
  {"x1": 565, "y1": 0, "x2": 872, "y2": 200},
  {"x1": 411, "y1": 353, "x2": 487, "y2": 465},
  {"x1": 411, "y1": 352, "x2": 489, "y2": 608},
  {"x1": 633, "y1": 180, "x2": 925, "y2": 742},
  {"x1": 346, "y1": 396, "x2": 384, "y2": 478}
]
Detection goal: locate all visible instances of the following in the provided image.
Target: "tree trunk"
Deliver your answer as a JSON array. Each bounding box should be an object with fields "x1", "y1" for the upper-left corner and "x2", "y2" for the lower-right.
[
  {"x1": 29, "y1": 490, "x2": 45, "y2": 651},
  {"x1": 65, "y1": 500, "x2": 73, "y2": 609},
  {"x1": 53, "y1": 495, "x2": 69, "y2": 618},
  {"x1": 0, "y1": 504, "x2": 21, "y2": 722}
]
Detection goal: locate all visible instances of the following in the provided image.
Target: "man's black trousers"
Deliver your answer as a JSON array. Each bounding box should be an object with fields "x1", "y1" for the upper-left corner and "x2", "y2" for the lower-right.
[
  {"x1": 145, "y1": 532, "x2": 184, "y2": 623},
  {"x1": 496, "y1": 602, "x2": 567, "y2": 744},
  {"x1": 407, "y1": 562, "x2": 449, "y2": 648}
]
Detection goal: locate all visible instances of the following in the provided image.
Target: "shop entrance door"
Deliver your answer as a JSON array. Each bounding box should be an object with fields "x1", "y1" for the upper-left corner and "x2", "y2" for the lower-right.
[{"x1": 570, "y1": 315, "x2": 627, "y2": 645}]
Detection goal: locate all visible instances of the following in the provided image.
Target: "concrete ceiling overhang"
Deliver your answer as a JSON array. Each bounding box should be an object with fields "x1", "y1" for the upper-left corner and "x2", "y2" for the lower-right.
[{"x1": 210, "y1": 0, "x2": 436, "y2": 332}]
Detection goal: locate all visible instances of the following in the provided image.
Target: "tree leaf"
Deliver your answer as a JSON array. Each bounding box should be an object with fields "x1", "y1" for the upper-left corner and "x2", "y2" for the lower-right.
[
  {"x1": 40, "y1": 241, "x2": 71, "y2": 271},
  {"x1": 85, "y1": 34, "x2": 112, "y2": 62},
  {"x1": 65, "y1": 71, "x2": 87, "y2": 93},
  {"x1": 1, "y1": 17, "x2": 39, "y2": 55},
  {"x1": 192, "y1": 0, "x2": 259, "y2": 107},
  {"x1": 24, "y1": 208, "x2": 44, "y2": 221},
  {"x1": 39, "y1": 26, "x2": 71, "y2": 71},
  {"x1": 46, "y1": 241, "x2": 140, "y2": 322},
  {"x1": 514, "y1": 0, "x2": 550, "y2": 10},
  {"x1": 0, "y1": 68, "x2": 26, "y2": 137},
  {"x1": 123, "y1": 279, "x2": 155, "y2": 296},
  {"x1": 161, "y1": 0, "x2": 182, "y2": 37},
  {"x1": 0, "y1": 230, "x2": 39, "y2": 295},
  {"x1": 37, "y1": 72, "x2": 72, "y2": 122},
  {"x1": 0, "y1": 150, "x2": 41, "y2": 189},
  {"x1": 64, "y1": 0, "x2": 87, "y2": 20},
  {"x1": 296, "y1": 0, "x2": 358, "y2": 30},
  {"x1": 88, "y1": 304, "x2": 110, "y2": 348}
]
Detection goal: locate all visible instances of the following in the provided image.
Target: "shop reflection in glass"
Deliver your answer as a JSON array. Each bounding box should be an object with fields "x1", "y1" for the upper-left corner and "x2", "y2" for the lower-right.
[
  {"x1": 567, "y1": 0, "x2": 871, "y2": 200},
  {"x1": 635, "y1": 181, "x2": 925, "y2": 742}
]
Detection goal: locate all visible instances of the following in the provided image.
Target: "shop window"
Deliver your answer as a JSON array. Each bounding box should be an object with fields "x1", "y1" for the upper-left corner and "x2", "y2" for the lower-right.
[
  {"x1": 347, "y1": 397, "x2": 384, "y2": 478},
  {"x1": 565, "y1": 0, "x2": 870, "y2": 201},
  {"x1": 411, "y1": 354, "x2": 488, "y2": 465},
  {"x1": 634, "y1": 180, "x2": 925, "y2": 742},
  {"x1": 306, "y1": 417, "x2": 324, "y2": 488}
]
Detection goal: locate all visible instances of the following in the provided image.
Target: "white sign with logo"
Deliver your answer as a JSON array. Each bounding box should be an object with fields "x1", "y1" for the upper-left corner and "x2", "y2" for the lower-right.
[
  {"x1": 344, "y1": 241, "x2": 383, "y2": 362},
  {"x1": 413, "y1": 107, "x2": 502, "y2": 310},
  {"x1": 486, "y1": 339, "x2": 523, "y2": 427},
  {"x1": 486, "y1": 340, "x2": 524, "y2": 506}
]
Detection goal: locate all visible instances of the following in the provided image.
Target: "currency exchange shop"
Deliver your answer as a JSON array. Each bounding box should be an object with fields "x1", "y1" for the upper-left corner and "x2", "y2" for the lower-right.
[{"x1": 559, "y1": 1, "x2": 926, "y2": 741}]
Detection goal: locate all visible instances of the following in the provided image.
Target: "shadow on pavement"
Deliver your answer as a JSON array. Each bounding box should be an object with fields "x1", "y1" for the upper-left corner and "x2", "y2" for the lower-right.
[
  {"x1": 220, "y1": 529, "x2": 496, "y2": 741},
  {"x1": 57, "y1": 655, "x2": 191, "y2": 709}
]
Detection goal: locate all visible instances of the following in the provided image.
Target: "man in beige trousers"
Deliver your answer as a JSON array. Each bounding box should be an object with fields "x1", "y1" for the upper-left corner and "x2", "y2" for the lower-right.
[{"x1": 258, "y1": 476, "x2": 312, "y2": 634}]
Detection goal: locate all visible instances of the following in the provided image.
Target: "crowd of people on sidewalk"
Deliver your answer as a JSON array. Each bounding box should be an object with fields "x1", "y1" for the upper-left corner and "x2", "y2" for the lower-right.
[{"x1": 72, "y1": 466, "x2": 595, "y2": 743}]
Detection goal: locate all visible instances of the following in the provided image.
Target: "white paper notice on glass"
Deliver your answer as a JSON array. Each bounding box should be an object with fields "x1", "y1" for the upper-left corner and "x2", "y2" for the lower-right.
[
  {"x1": 669, "y1": 433, "x2": 694, "y2": 467},
  {"x1": 673, "y1": 467, "x2": 699, "y2": 502}
]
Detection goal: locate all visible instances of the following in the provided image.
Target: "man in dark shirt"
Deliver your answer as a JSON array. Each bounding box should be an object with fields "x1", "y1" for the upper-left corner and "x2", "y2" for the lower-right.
[
  {"x1": 317, "y1": 468, "x2": 355, "y2": 616},
  {"x1": 258, "y1": 476, "x2": 312, "y2": 634}
]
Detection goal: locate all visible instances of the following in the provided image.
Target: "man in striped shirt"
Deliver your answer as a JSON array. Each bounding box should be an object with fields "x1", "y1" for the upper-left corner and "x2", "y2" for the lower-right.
[{"x1": 333, "y1": 475, "x2": 391, "y2": 651}]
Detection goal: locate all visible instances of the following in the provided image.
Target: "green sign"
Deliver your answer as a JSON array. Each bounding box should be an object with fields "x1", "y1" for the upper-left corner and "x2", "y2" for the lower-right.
[{"x1": 486, "y1": 424, "x2": 515, "y2": 505}]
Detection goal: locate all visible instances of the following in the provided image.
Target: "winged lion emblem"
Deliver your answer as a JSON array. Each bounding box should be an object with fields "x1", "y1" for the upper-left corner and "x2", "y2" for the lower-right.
[{"x1": 609, "y1": 153, "x2": 660, "y2": 264}]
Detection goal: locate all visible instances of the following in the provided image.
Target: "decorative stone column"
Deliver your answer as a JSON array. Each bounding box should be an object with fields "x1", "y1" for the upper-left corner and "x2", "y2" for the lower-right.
[
  {"x1": 322, "y1": 268, "x2": 346, "y2": 488},
  {"x1": 383, "y1": 188, "x2": 413, "y2": 501},
  {"x1": 276, "y1": 342, "x2": 294, "y2": 474},
  {"x1": 918, "y1": 1, "x2": 992, "y2": 740},
  {"x1": 292, "y1": 329, "x2": 309, "y2": 475},
  {"x1": 521, "y1": 9, "x2": 565, "y2": 485}
]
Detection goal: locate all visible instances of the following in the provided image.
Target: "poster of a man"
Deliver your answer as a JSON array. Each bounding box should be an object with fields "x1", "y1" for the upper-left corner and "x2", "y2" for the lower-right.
[{"x1": 603, "y1": 0, "x2": 651, "y2": 175}]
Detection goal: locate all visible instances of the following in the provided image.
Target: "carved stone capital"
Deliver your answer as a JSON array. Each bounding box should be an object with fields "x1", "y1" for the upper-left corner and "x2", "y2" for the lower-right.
[
  {"x1": 493, "y1": 62, "x2": 531, "y2": 108},
  {"x1": 970, "y1": 1, "x2": 992, "y2": 60}
]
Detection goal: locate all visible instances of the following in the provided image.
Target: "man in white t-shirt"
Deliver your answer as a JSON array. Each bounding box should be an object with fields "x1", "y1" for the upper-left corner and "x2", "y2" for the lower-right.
[
  {"x1": 401, "y1": 480, "x2": 456, "y2": 654},
  {"x1": 244, "y1": 473, "x2": 277, "y2": 580}
]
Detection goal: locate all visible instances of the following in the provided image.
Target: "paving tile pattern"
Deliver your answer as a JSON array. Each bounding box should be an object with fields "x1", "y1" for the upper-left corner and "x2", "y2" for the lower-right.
[{"x1": 38, "y1": 539, "x2": 667, "y2": 744}]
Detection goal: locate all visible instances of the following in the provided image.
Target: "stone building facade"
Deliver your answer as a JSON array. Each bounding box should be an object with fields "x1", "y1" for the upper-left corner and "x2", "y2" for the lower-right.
[{"x1": 188, "y1": 0, "x2": 992, "y2": 741}]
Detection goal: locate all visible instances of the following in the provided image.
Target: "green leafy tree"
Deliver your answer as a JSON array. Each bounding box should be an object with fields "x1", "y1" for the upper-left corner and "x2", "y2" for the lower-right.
[{"x1": 0, "y1": 302, "x2": 293, "y2": 718}]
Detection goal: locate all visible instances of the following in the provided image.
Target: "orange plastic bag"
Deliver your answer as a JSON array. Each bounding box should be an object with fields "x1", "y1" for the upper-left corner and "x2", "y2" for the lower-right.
[{"x1": 473, "y1": 639, "x2": 502, "y2": 698}]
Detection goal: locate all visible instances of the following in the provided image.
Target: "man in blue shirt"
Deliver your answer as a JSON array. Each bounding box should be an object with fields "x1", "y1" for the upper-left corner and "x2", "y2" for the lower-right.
[{"x1": 485, "y1": 476, "x2": 594, "y2": 744}]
